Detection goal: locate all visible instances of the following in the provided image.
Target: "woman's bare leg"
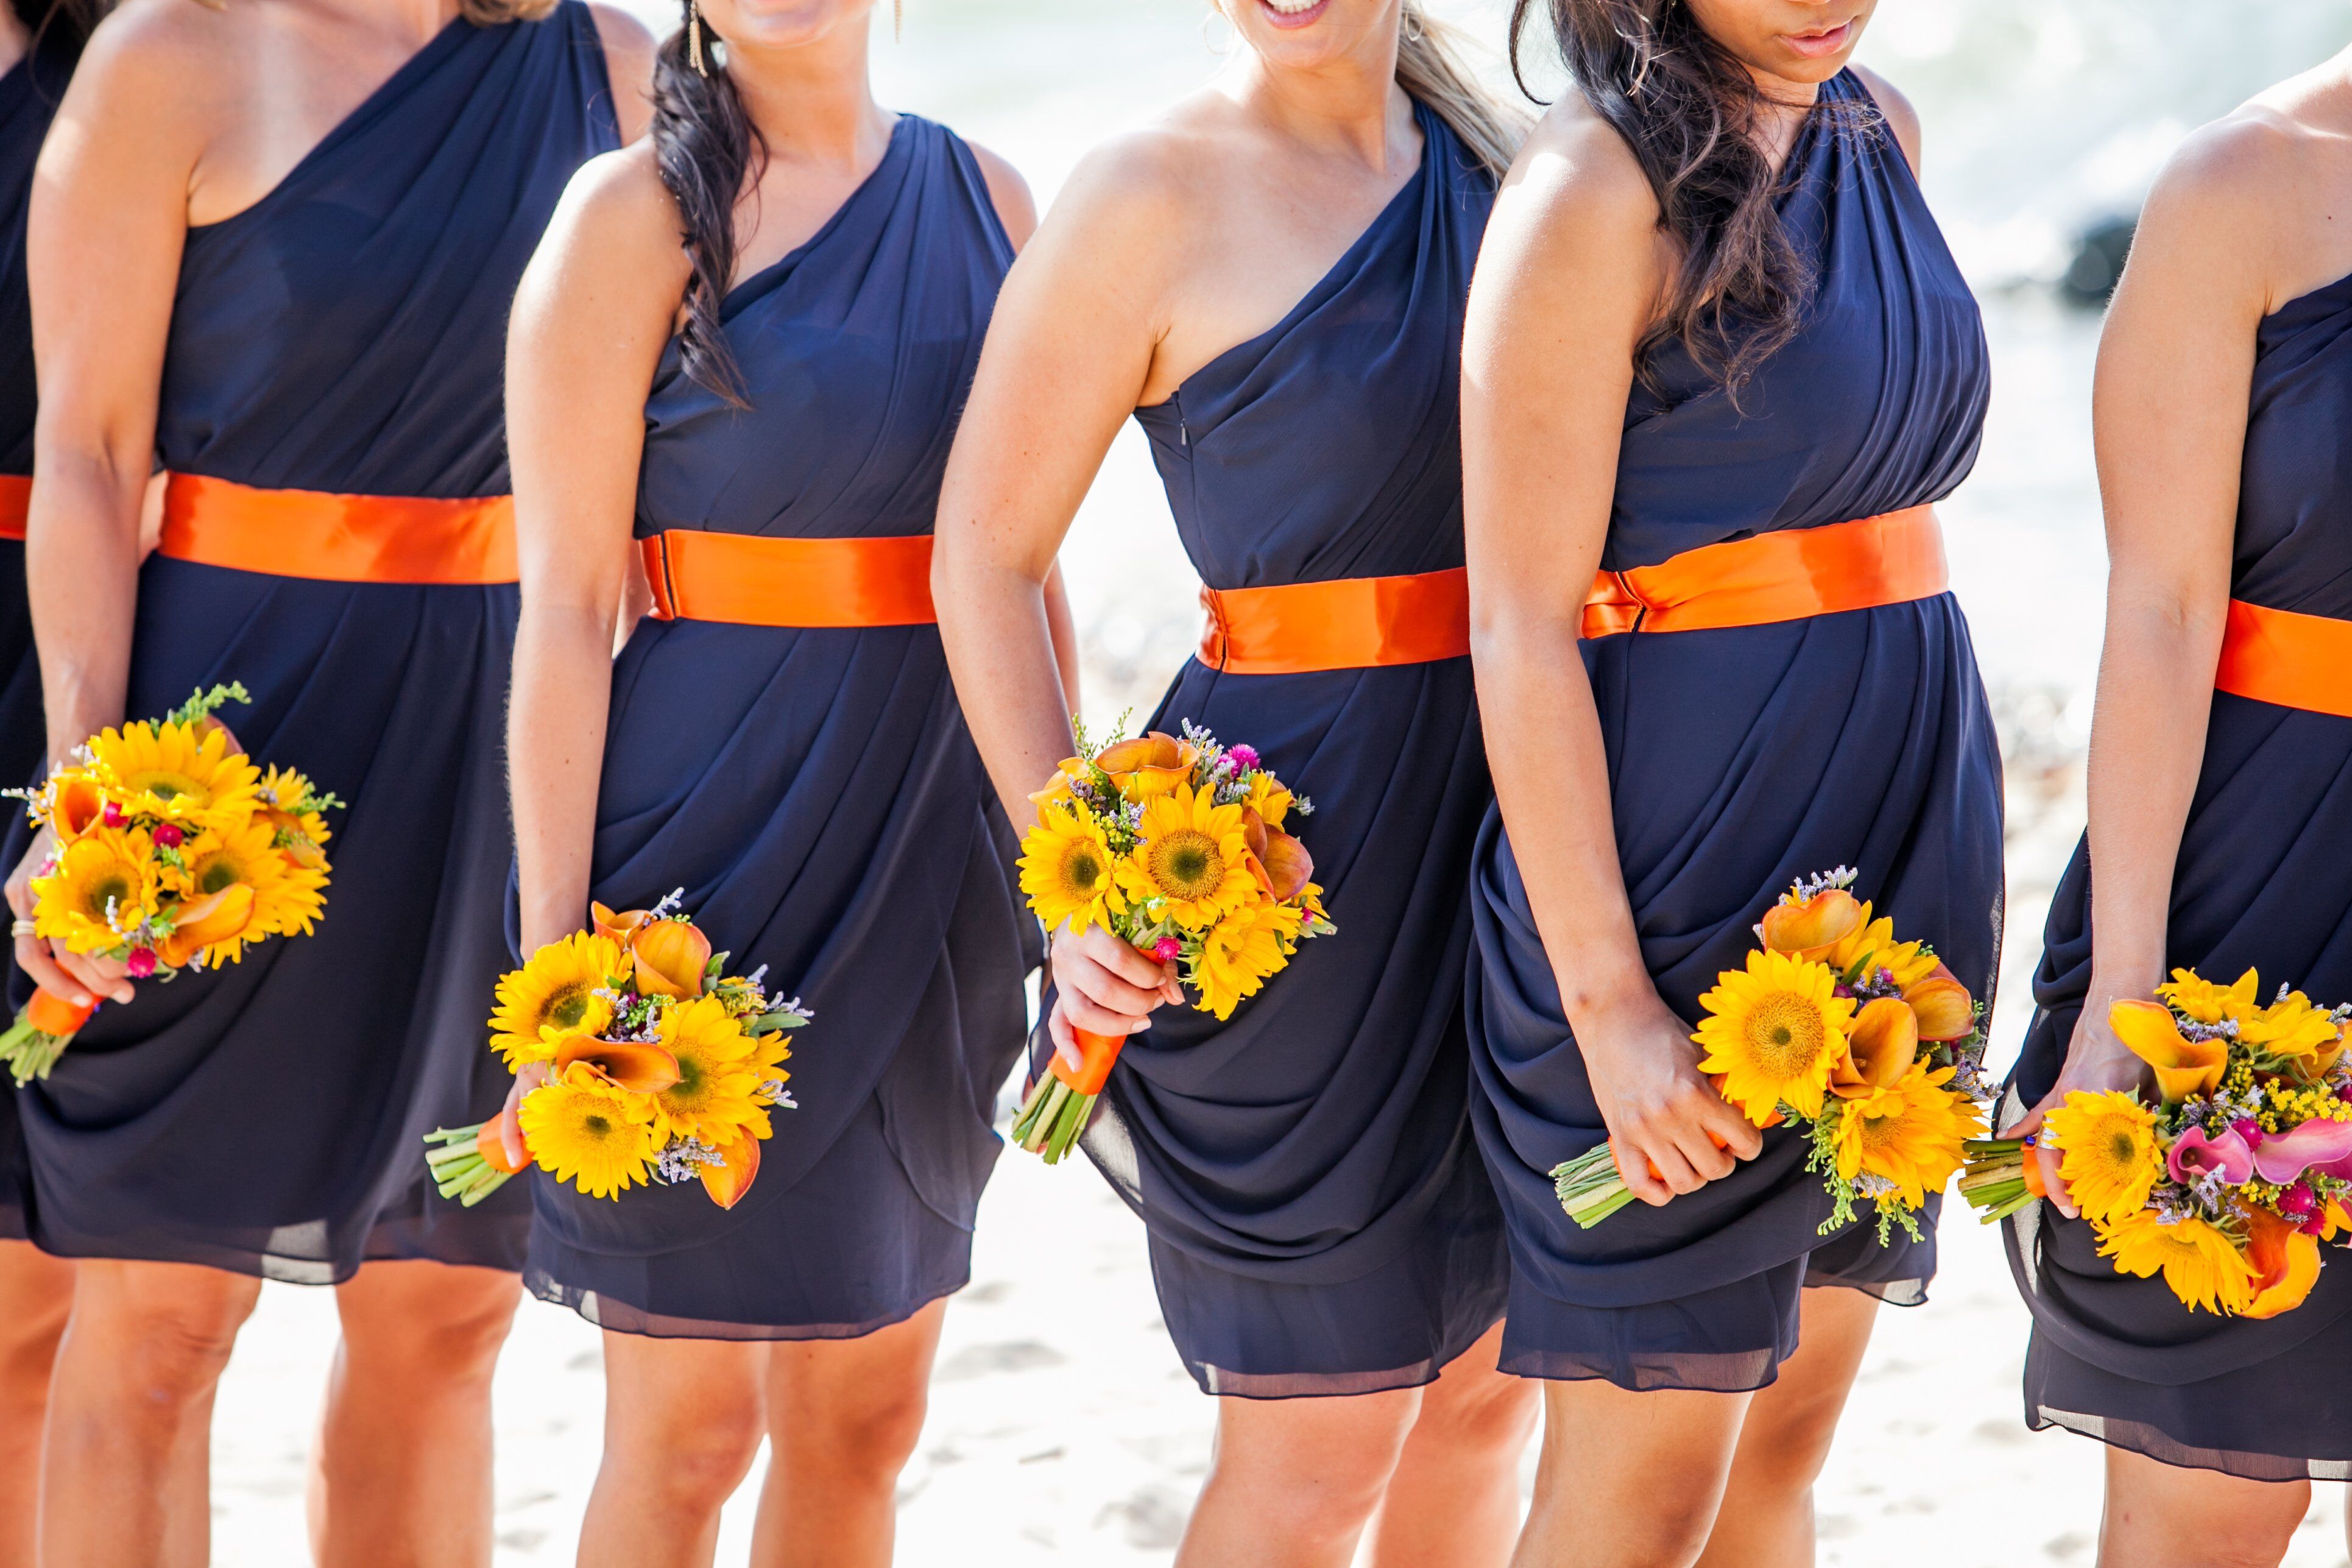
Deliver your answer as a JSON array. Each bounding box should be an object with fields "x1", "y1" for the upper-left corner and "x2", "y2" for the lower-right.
[
  {"x1": 577, "y1": 1334, "x2": 768, "y2": 1568},
  {"x1": 0, "y1": 1240, "x2": 71, "y2": 1568},
  {"x1": 1361, "y1": 1323, "x2": 1538, "y2": 1568}
]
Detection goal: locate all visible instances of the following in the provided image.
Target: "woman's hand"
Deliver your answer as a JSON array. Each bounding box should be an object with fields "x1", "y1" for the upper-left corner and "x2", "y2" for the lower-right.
[
  {"x1": 1580, "y1": 988, "x2": 1764, "y2": 1207},
  {"x1": 495, "y1": 1060, "x2": 552, "y2": 1170},
  {"x1": 2002, "y1": 986, "x2": 2151, "y2": 1220},
  {"x1": 1046, "y1": 925, "x2": 1180, "y2": 1071},
  {"x1": 4, "y1": 826, "x2": 133, "y2": 1008}
]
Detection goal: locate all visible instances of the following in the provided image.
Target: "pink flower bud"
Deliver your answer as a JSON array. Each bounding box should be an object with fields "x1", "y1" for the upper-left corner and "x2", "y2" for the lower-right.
[
  {"x1": 2303, "y1": 1213, "x2": 2330, "y2": 1237},
  {"x1": 152, "y1": 823, "x2": 184, "y2": 849},
  {"x1": 102, "y1": 801, "x2": 123, "y2": 828},
  {"x1": 1228, "y1": 744, "x2": 1259, "y2": 771},
  {"x1": 2281, "y1": 1182, "x2": 2317, "y2": 1218},
  {"x1": 2232, "y1": 1117, "x2": 2265, "y2": 1148},
  {"x1": 1153, "y1": 938, "x2": 1182, "y2": 964},
  {"x1": 125, "y1": 947, "x2": 157, "y2": 978}
]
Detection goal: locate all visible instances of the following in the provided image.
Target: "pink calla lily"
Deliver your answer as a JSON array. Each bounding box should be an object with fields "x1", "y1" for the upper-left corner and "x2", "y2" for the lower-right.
[
  {"x1": 2250, "y1": 1120, "x2": 2352, "y2": 1185},
  {"x1": 2166, "y1": 1125, "x2": 2256, "y2": 1187}
]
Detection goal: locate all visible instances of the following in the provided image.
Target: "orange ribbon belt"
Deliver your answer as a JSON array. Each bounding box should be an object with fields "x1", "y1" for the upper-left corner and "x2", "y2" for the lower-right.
[
  {"x1": 1197, "y1": 567, "x2": 1469, "y2": 676},
  {"x1": 640, "y1": 530, "x2": 936, "y2": 627},
  {"x1": 0, "y1": 475, "x2": 26, "y2": 543},
  {"x1": 2215, "y1": 599, "x2": 2352, "y2": 720},
  {"x1": 1581, "y1": 505, "x2": 1947, "y2": 639},
  {"x1": 158, "y1": 472, "x2": 517, "y2": 584}
]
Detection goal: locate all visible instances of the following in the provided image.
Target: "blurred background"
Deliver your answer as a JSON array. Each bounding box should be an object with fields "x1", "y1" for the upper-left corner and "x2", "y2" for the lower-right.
[{"x1": 206, "y1": 2, "x2": 2352, "y2": 1562}]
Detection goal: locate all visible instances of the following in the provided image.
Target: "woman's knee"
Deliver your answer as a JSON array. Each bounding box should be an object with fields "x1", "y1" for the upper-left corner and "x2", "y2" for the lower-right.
[
  {"x1": 1410, "y1": 1362, "x2": 1539, "y2": 1463},
  {"x1": 1206, "y1": 1393, "x2": 1419, "y2": 1546},
  {"x1": 777, "y1": 1372, "x2": 931, "y2": 1486},
  {"x1": 2104, "y1": 1452, "x2": 2304, "y2": 1568},
  {"x1": 611, "y1": 1380, "x2": 768, "y2": 1517},
  {"x1": 82, "y1": 1266, "x2": 260, "y2": 1406},
  {"x1": 339, "y1": 1264, "x2": 519, "y2": 1381}
]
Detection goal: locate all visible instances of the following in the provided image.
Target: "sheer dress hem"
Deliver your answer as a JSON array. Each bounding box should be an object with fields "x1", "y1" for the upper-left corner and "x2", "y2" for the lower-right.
[
  {"x1": 2025, "y1": 1406, "x2": 2352, "y2": 1484},
  {"x1": 522, "y1": 1268, "x2": 968, "y2": 1343}
]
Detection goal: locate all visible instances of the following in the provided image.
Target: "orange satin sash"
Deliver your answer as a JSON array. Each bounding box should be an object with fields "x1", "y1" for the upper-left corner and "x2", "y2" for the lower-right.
[
  {"x1": 639, "y1": 530, "x2": 936, "y2": 627},
  {"x1": 1581, "y1": 505, "x2": 1948, "y2": 639},
  {"x1": 1196, "y1": 567, "x2": 1469, "y2": 676},
  {"x1": 0, "y1": 475, "x2": 26, "y2": 543},
  {"x1": 158, "y1": 472, "x2": 517, "y2": 584},
  {"x1": 2215, "y1": 599, "x2": 2352, "y2": 720}
]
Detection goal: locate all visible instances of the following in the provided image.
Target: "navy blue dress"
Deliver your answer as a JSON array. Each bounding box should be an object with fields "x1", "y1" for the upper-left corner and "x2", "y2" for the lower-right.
[
  {"x1": 0, "y1": 32, "x2": 71, "y2": 1243},
  {"x1": 2007, "y1": 271, "x2": 2352, "y2": 1481},
  {"x1": 520, "y1": 116, "x2": 1036, "y2": 1340},
  {"x1": 1466, "y1": 73, "x2": 2002, "y2": 1391},
  {"x1": 1, "y1": 7, "x2": 618, "y2": 1281},
  {"x1": 1054, "y1": 102, "x2": 1507, "y2": 1398}
]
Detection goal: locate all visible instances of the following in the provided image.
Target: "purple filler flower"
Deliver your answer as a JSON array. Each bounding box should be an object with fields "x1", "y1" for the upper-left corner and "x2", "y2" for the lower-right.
[{"x1": 2167, "y1": 1125, "x2": 2256, "y2": 1188}]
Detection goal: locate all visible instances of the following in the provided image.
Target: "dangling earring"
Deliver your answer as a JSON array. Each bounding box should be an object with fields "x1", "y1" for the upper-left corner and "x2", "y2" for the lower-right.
[
  {"x1": 688, "y1": 0, "x2": 708, "y2": 76},
  {"x1": 1201, "y1": 2, "x2": 1233, "y2": 54},
  {"x1": 1400, "y1": 2, "x2": 1424, "y2": 42}
]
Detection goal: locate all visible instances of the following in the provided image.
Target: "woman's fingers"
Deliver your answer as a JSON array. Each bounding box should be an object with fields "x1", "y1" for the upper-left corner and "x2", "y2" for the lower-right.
[
  {"x1": 1611, "y1": 1136, "x2": 1675, "y2": 1207},
  {"x1": 1699, "y1": 1095, "x2": 1765, "y2": 1161},
  {"x1": 1046, "y1": 1003, "x2": 1087, "y2": 1072},
  {"x1": 1073, "y1": 928, "x2": 1170, "y2": 992},
  {"x1": 1673, "y1": 1123, "x2": 1739, "y2": 1184},
  {"x1": 1056, "y1": 981, "x2": 1153, "y2": 1038},
  {"x1": 1053, "y1": 941, "x2": 1164, "y2": 1020},
  {"x1": 13, "y1": 936, "x2": 86, "y2": 1008},
  {"x1": 58, "y1": 946, "x2": 130, "y2": 1006},
  {"x1": 2036, "y1": 1143, "x2": 2077, "y2": 1220}
]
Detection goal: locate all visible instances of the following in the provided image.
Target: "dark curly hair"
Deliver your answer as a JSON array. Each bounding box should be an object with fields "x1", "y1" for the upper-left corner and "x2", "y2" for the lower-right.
[{"x1": 648, "y1": 6, "x2": 765, "y2": 406}]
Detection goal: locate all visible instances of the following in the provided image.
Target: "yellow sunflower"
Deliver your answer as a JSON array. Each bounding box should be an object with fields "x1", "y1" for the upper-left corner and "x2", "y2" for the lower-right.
[
  {"x1": 489, "y1": 932, "x2": 624, "y2": 1068},
  {"x1": 1831, "y1": 1064, "x2": 1984, "y2": 1208},
  {"x1": 1244, "y1": 771, "x2": 1293, "y2": 830},
  {"x1": 2044, "y1": 1089, "x2": 2164, "y2": 1224},
  {"x1": 518, "y1": 1071, "x2": 658, "y2": 1199},
  {"x1": 253, "y1": 765, "x2": 334, "y2": 871},
  {"x1": 172, "y1": 818, "x2": 325, "y2": 963},
  {"x1": 1019, "y1": 802, "x2": 1124, "y2": 935},
  {"x1": 1115, "y1": 784, "x2": 1260, "y2": 932},
  {"x1": 2239, "y1": 988, "x2": 2343, "y2": 1065},
  {"x1": 2094, "y1": 1209, "x2": 2256, "y2": 1316},
  {"x1": 1194, "y1": 899, "x2": 1305, "y2": 1020},
  {"x1": 648, "y1": 995, "x2": 771, "y2": 1145},
  {"x1": 1823, "y1": 905, "x2": 1938, "y2": 989},
  {"x1": 30, "y1": 825, "x2": 159, "y2": 955},
  {"x1": 1692, "y1": 948, "x2": 1855, "y2": 1123},
  {"x1": 2157, "y1": 967, "x2": 2259, "y2": 1026},
  {"x1": 87, "y1": 719, "x2": 261, "y2": 833}
]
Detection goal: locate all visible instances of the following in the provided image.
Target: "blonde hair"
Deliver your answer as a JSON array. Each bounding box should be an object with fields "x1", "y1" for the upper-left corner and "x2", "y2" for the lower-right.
[{"x1": 1395, "y1": 1, "x2": 1530, "y2": 180}]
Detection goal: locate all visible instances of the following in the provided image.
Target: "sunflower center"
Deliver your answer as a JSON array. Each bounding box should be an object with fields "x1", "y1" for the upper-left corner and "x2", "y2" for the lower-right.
[
  {"x1": 1059, "y1": 841, "x2": 1105, "y2": 895},
  {"x1": 582, "y1": 1113, "x2": 612, "y2": 1138},
  {"x1": 1148, "y1": 829, "x2": 1223, "y2": 900},
  {"x1": 1741, "y1": 991, "x2": 1827, "y2": 1078},
  {"x1": 125, "y1": 769, "x2": 207, "y2": 805},
  {"x1": 545, "y1": 985, "x2": 590, "y2": 1031},
  {"x1": 2105, "y1": 1130, "x2": 2141, "y2": 1165},
  {"x1": 82, "y1": 872, "x2": 134, "y2": 917},
  {"x1": 196, "y1": 858, "x2": 242, "y2": 895},
  {"x1": 669, "y1": 1053, "x2": 707, "y2": 1103}
]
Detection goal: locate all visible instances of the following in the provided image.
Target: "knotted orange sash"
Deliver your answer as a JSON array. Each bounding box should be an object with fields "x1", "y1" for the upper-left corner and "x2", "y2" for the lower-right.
[
  {"x1": 640, "y1": 530, "x2": 936, "y2": 627},
  {"x1": 2215, "y1": 599, "x2": 2352, "y2": 721},
  {"x1": 158, "y1": 472, "x2": 517, "y2": 584},
  {"x1": 1196, "y1": 567, "x2": 1469, "y2": 676},
  {"x1": 0, "y1": 475, "x2": 26, "y2": 543},
  {"x1": 1581, "y1": 505, "x2": 1947, "y2": 639}
]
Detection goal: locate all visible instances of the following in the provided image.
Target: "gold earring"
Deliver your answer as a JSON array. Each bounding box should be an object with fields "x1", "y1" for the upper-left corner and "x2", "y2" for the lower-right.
[{"x1": 688, "y1": 1, "x2": 708, "y2": 76}]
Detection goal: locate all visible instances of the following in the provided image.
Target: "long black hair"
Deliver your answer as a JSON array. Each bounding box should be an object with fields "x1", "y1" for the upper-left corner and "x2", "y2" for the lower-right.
[
  {"x1": 651, "y1": 4, "x2": 766, "y2": 406},
  {"x1": 13, "y1": 0, "x2": 105, "y2": 76},
  {"x1": 1508, "y1": 0, "x2": 1823, "y2": 402}
]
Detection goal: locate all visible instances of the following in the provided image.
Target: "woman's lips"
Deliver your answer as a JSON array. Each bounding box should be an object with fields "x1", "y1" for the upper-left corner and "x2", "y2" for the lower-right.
[
  {"x1": 1257, "y1": 0, "x2": 1332, "y2": 30},
  {"x1": 1781, "y1": 19, "x2": 1854, "y2": 58}
]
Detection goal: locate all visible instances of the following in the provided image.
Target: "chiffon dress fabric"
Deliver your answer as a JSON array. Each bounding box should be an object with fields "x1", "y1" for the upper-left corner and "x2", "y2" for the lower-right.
[
  {"x1": 0, "y1": 35, "x2": 71, "y2": 1241},
  {"x1": 518, "y1": 116, "x2": 1036, "y2": 1340},
  {"x1": 2005, "y1": 270, "x2": 2352, "y2": 1481},
  {"x1": 1056, "y1": 102, "x2": 1508, "y2": 1398},
  {"x1": 0, "y1": 6, "x2": 618, "y2": 1280},
  {"x1": 1466, "y1": 71, "x2": 2004, "y2": 1391}
]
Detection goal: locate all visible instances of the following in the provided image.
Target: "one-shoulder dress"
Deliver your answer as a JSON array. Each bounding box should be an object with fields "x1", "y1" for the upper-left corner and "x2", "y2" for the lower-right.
[
  {"x1": 1466, "y1": 71, "x2": 2003, "y2": 1391},
  {"x1": 1056, "y1": 102, "x2": 1508, "y2": 1398},
  {"x1": 1, "y1": 7, "x2": 618, "y2": 1281},
  {"x1": 0, "y1": 32, "x2": 72, "y2": 1243},
  {"x1": 2007, "y1": 270, "x2": 2352, "y2": 1480},
  {"x1": 520, "y1": 115, "x2": 1036, "y2": 1340}
]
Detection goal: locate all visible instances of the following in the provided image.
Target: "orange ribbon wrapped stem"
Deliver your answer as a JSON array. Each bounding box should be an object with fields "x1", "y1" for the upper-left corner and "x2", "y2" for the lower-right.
[{"x1": 1050, "y1": 1027, "x2": 1125, "y2": 1098}]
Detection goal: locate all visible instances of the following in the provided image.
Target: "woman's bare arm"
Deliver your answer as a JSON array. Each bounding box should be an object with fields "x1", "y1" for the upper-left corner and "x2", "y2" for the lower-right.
[{"x1": 1462, "y1": 110, "x2": 1762, "y2": 1206}]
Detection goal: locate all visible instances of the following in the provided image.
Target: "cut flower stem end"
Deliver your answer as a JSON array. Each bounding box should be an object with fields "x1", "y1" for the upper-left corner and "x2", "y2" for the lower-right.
[{"x1": 1011, "y1": 1075, "x2": 1098, "y2": 1165}]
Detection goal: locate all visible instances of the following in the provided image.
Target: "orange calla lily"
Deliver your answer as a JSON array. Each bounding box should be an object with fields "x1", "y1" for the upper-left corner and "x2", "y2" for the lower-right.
[
  {"x1": 50, "y1": 775, "x2": 105, "y2": 842},
  {"x1": 630, "y1": 918, "x2": 711, "y2": 999},
  {"x1": 553, "y1": 1036, "x2": 681, "y2": 1095},
  {"x1": 2242, "y1": 1207, "x2": 2325, "y2": 1320},
  {"x1": 1903, "y1": 966, "x2": 1978, "y2": 1042},
  {"x1": 591, "y1": 902, "x2": 652, "y2": 945},
  {"x1": 256, "y1": 804, "x2": 328, "y2": 869},
  {"x1": 1093, "y1": 732, "x2": 1196, "y2": 802},
  {"x1": 154, "y1": 883, "x2": 256, "y2": 968},
  {"x1": 698, "y1": 1126, "x2": 762, "y2": 1209},
  {"x1": 1260, "y1": 830, "x2": 1315, "y2": 904},
  {"x1": 2108, "y1": 998, "x2": 2227, "y2": 1103},
  {"x1": 1832, "y1": 997, "x2": 1919, "y2": 1100},
  {"x1": 1759, "y1": 889, "x2": 1865, "y2": 961}
]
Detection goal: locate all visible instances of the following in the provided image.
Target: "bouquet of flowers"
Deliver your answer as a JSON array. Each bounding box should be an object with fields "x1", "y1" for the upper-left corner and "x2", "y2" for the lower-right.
[
  {"x1": 1012, "y1": 721, "x2": 1335, "y2": 1164},
  {"x1": 0, "y1": 683, "x2": 336, "y2": 1084},
  {"x1": 425, "y1": 894, "x2": 808, "y2": 1209},
  {"x1": 1962, "y1": 969, "x2": 2352, "y2": 1319},
  {"x1": 1552, "y1": 869, "x2": 1991, "y2": 1241}
]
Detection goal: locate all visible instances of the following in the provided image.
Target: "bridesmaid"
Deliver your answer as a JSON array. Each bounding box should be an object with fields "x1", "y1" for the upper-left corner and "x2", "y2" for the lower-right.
[
  {"x1": 7, "y1": 0, "x2": 649, "y2": 1560},
  {"x1": 502, "y1": 0, "x2": 1056, "y2": 1562},
  {"x1": 2003, "y1": 44, "x2": 2352, "y2": 1562},
  {"x1": 1461, "y1": 1, "x2": 1998, "y2": 1564},
  {"x1": 0, "y1": 0, "x2": 98, "y2": 1552},
  {"x1": 934, "y1": 2, "x2": 1539, "y2": 1561}
]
